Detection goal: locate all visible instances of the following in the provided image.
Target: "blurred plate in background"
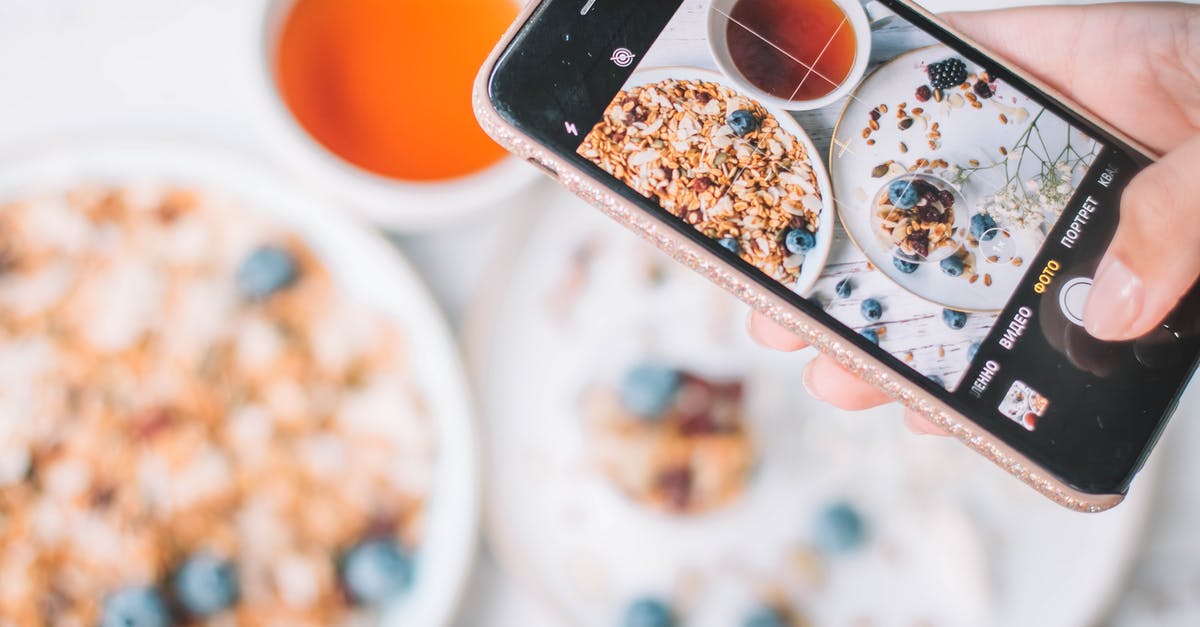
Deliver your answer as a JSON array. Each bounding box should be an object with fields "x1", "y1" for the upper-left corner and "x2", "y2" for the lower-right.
[
  {"x1": 468, "y1": 192, "x2": 1155, "y2": 627},
  {"x1": 0, "y1": 136, "x2": 480, "y2": 626}
]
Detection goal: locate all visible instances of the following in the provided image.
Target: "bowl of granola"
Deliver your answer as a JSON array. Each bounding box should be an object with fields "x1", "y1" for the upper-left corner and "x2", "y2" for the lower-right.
[
  {"x1": 578, "y1": 67, "x2": 836, "y2": 296},
  {"x1": 0, "y1": 137, "x2": 478, "y2": 626},
  {"x1": 871, "y1": 173, "x2": 963, "y2": 263}
]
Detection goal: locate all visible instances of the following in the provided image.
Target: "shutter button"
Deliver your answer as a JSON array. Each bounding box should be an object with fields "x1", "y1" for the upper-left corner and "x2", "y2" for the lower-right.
[{"x1": 1059, "y1": 277, "x2": 1092, "y2": 327}]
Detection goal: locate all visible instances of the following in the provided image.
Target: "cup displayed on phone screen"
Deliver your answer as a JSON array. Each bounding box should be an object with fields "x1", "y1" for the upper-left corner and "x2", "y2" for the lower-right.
[
  {"x1": 258, "y1": 0, "x2": 539, "y2": 231},
  {"x1": 707, "y1": 0, "x2": 873, "y2": 111}
]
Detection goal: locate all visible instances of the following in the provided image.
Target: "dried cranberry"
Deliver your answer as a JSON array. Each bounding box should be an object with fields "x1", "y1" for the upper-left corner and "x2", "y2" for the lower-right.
[
  {"x1": 915, "y1": 85, "x2": 933, "y2": 102},
  {"x1": 658, "y1": 467, "x2": 693, "y2": 511},
  {"x1": 678, "y1": 413, "x2": 720, "y2": 437},
  {"x1": 905, "y1": 232, "x2": 931, "y2": 257},
  {"x1": 869, "y1": 108, "x2": 881, "y2": 122},
  {"x1": 973, "y1": 81, "x2": 993, "y2": 99},
  {"x1": 917, "y1": 205, "x2": 941, "y2": 223},
  {"x1": 938, "y1": 189, "x2": 956, "y2": 208}
]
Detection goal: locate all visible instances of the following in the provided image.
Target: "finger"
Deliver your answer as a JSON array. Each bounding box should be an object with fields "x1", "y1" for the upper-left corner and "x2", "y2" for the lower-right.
[
  {"x1": 941, "y1": 8, "x2": 1087, "y2": 97},
  {"x1": 944, "y1": 5, "x2": 1196, "y2": 155},
  {"x1": 803, "y1": 355, "x2": 891, "y2": 411},
  {"x1": 747, "y1": 310, "x2": 809, "y2": 352},
  {"x1": 1083, "y1": 134, "x2": 1200, "y2": 341},
  {"x1": 903, "y1": 409, "x2": 948, "y2": 437}
]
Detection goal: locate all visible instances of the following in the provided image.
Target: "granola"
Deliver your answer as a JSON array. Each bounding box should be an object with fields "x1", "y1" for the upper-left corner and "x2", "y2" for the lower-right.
[
  {"x1": 579, "y1": 78, "x2": 824, "y2": 287},
  {"x1": 0, "y1": 185, "x2": 434, "y2": 625},
  {"x1": 874, "y1": 174, "x2": 959, "y2": 260},
  {"x1": 582, "y1": 368, "x2": 754, "y2": 515}
]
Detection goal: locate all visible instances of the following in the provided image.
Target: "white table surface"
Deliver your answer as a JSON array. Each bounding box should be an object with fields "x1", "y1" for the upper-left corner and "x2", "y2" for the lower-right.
[{"x1": 0, "y1": 1, "x2": 1196, "y2": 625}]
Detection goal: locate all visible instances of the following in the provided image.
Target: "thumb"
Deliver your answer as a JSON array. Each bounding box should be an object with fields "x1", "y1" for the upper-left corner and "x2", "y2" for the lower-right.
[{"x1": 1082, "y1": 134, "x2": 1200, "y2": 341}]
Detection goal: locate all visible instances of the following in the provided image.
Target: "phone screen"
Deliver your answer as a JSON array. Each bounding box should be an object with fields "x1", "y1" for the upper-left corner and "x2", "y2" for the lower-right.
[{"x1": 488, "y1": 0, "x2": 1200, "y2": 494}]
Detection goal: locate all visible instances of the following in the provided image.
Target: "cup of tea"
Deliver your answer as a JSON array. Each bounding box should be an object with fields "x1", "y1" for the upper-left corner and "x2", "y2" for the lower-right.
[
  {"x1": 257, "y1": 0, "x2": 539, "y2": 231},
  {"x1": 707, "y1": 0, "x2": 874, "y2": 111}
]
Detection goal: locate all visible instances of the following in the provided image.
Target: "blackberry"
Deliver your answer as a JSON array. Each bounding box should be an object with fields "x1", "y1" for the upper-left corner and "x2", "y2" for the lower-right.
[{"x1": 927, "y1": 58, "x2": 968, "y2": 90}]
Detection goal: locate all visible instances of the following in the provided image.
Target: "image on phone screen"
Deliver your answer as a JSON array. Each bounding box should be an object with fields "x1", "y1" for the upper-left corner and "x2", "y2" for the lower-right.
[{"x1": 576, "y1": 1, "x2": 1098, "y2": 397}]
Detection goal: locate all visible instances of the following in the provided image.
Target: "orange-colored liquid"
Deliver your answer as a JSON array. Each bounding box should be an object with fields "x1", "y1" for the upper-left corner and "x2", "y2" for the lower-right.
[
  {"x1": 275, "y1": 0, "x2": 516, "y2": 181},
  {"x1": 727, "y1": 0, "x2": 857, "y2": 101}
]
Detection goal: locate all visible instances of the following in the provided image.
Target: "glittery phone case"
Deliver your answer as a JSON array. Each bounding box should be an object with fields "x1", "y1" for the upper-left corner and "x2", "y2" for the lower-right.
[{"x1": 474, "y1": 0, "x2": 1158, "y2": 512}]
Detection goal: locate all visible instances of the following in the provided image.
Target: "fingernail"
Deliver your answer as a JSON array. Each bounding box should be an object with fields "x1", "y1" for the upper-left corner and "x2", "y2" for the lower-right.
[
  {"x1": 802, "y1": 363, "x2": 826, "y2": 401},
  {"x1": 1083, "y1": 257, "x2": 1144, "y2": 340},
  {"x1": 746, "y1": 314, "x2": 768, "y2": 349}
]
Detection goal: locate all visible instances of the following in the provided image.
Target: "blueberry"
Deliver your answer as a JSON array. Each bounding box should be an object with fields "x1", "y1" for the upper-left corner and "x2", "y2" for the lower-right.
[
  {"x1": 887, "y1": 179, "x2": 920, "y2": 210},
  {"x1": 892, "y1": 257, "x2": 919, "y2": 274},
  {"x1": 621, "y1": 365, "x2": 682, "y2": 418},
  {"x1": 101, "y1": 587, "x2": 169, "y2": 627},
  {"x1": 969, "y1": 214, "x2": 998, "y2": 241},
  {"x1": 813, "y1": 502, "x2": 867, "y2": 554},
  {"x1": 623, "y1": 597, "x2": 677, "y2": 627},
  {"x1": 727, "y1": 109, "x2": 760, "y2": 137},
  {"x1": 967, "y1": 342, "x2": 981, "y2": 360},
  {"x1": 940, "y1": 256, "x2": 964, "y2": 277},
  {"x1": 860, "y1": 298, "x2": 883, "y2": 322},
  {"x1": 236, "y1": 246, "x2": 297, "y2": 300},
  {"x1": 942, "y1": 309, "x2": 968, "y2": 330},
  {"x1": 835, "y1": 278, "x2": 853, "y2": 299},
  {"x1": 784, "y1": 229, "x2": 816, "y2": 254},
  {"x1": 860, "y1": 328, "x2": 880, "y2": 345},
  {"x1": 718, "y1": 237, "x2": 741, "y2": 255},
  {"x1": 342, "y1": 539, "x2": 414, "y2": 605},
  {"x1": 744, "y1": 606, "x2": 788, "y2": 627},
  {"x1": 174, "y1": 553, "x2": 238, "y2": 616}
]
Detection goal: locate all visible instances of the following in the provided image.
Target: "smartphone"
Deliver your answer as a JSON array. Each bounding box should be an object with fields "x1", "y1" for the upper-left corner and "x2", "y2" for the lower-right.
[{"x1": 475, "y1": 0, "x2": 1200, "y2": 511}]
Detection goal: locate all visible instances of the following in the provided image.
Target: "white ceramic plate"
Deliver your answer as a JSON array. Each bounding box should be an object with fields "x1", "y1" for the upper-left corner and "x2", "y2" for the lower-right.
[
  {"x1": 619, "y1": 66, "x2": 837, "y2": 296},
  {"x1": 831, "y1": 45, "x2": 1098, "y2": 311},
  {"x1": 469, "y1": 195, "x2": 1154, "y2": 627},
  {"x1": 0, "y1": 136, "x2": 480, "y2": 627}
]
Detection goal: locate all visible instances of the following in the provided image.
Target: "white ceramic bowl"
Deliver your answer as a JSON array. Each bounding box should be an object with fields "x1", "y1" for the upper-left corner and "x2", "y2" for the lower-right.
[
  {"x1": 255, "y1": 0, "x2": 540, "y2": 232},
  {"x1": 707, "y1": 0, "x2": 872, "y2": 111},
  {"x1": 623, "y1": 66, "x2": 837, "y2": 296},
  {"x1": 871, "y1": 172, "x2": 965, "y2": 264},
  {"x1": 0, "y1": 135, "x2": 481, "y2": 626}
]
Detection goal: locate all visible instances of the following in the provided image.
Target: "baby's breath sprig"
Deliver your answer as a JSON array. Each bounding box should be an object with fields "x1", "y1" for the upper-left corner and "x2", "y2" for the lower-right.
[{"x1": 947, "y1": 108, "x2": 1100, "y2": 231}]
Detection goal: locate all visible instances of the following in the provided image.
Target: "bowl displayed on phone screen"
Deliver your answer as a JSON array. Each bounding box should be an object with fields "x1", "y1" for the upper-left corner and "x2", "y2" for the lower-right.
[{"x1": 258, "y1": 0, "x2": 540, "y2": 231}]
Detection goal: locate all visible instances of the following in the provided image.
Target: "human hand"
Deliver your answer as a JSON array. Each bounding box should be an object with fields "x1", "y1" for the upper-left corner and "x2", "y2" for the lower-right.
[{"x1": 750, "y1": 3, "x2": 1200, "y2": 432}]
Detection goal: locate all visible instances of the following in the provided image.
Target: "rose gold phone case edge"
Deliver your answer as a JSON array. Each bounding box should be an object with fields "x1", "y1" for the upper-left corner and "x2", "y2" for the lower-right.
[{"x1": 472, "y1": 0, "x2": 1127, "y2": 512}]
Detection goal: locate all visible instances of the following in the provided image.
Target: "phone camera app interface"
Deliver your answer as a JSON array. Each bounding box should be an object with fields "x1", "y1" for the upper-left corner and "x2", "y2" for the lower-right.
[{"x1": 575, "y1": 0, "x2": 1103, "y2": 405}]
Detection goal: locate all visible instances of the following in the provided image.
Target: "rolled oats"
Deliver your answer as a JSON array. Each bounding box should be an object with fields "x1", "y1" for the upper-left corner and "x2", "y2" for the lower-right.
[
  {"x1": 580, "y1": 79, "x2": 823, "y2": 287},
  {"x1": 0, "y1": 184, "x2": 435, "y2": 625}
]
